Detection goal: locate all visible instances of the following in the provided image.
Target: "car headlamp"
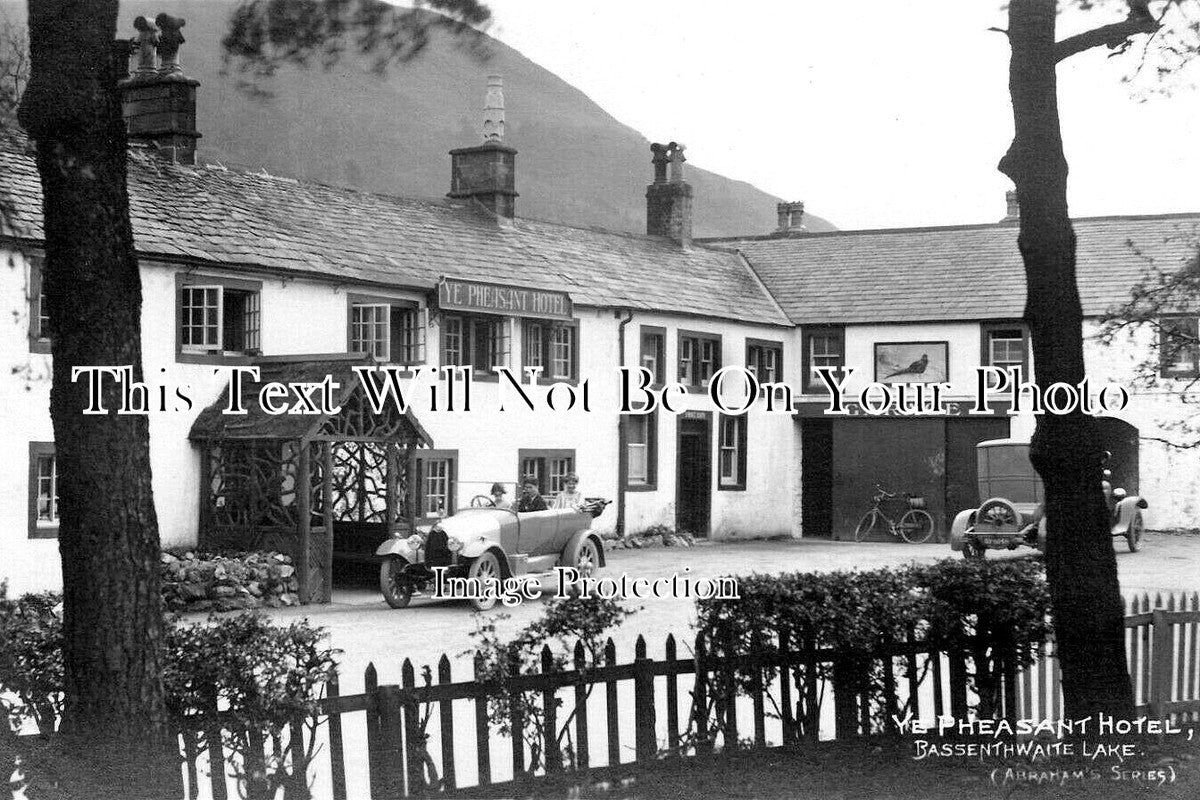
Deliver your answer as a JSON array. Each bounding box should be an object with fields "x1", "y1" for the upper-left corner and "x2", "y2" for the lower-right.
[
  {"x1": 447, "y1": 535, "x2": 464, "y2": 553},
  {"x1": 406, "y1": 533, "x2": 424, "y2": 550}
]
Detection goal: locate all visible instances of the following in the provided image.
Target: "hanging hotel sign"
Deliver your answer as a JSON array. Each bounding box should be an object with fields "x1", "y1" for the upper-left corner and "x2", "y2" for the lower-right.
[{"x1": 436, "y1": 277, "x2": 573, "y2": 321}]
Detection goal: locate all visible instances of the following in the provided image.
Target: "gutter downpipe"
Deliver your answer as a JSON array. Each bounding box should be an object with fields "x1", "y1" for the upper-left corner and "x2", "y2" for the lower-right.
[{"x1": 616, "y1": 308, "x2": 634, "y2": 538}]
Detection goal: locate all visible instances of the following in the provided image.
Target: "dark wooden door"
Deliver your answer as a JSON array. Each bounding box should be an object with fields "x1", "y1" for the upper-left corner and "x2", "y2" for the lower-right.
[
  {"x1": 800, "y1": 418, "x2": 834, "y2": 537},
  {"x1": 676, "y1": 415, "x2": 712, "y2": 536},
  {"x1": 830, "y1": 419, "x2": 946, "y2": 541}
]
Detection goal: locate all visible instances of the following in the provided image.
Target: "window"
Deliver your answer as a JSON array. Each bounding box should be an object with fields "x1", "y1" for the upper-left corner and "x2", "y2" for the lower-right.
[
  {"x1": 415, "y1": 450, "x2": 457, "y2": 519},
  {"x1": 28, "y1": 443, "x2": 58, "y2": 538},
  {"x1": 518, "y1": 449, "x2": 576, "y2": 497},
  {"x1": 442, "y1": 314, "x2": 511, "y2": 377},
  {"x1": 746, "y1": 339, "x2": 784, "y2": 383},
  {"x1": 717, "y1": 415, "x2": 748, "y2": 491},
  {"x1": 640, "y1": 326, "x2": 666, "y2": 385},
  {"x1": 348, "y1": 297, "x2": 426, "y2": 364},
  {"x1": 523, "y1": 320, "x2": 580, "y2": 381},
  {"x1": 981, "y1": 323, "x2": 1029, "y2": 387},
  {"x1": 1160, "y1": 317, "x2": 1200, "y2": 378},
  {"x1": 678, "y1": 331, "x2": 721, "y2": 390},
  {"x1": 28, "y1": 256, "x2": 51, "y2": 353},
  {"x1": 176, "y1": 275, "x2": 263, "y2": 362},
  {"x1": 801, "y1": 326, "x2": 844, "y2": 393},
  {"x1": 625, "y1": 409, "x2": 657, "y2": 490}
]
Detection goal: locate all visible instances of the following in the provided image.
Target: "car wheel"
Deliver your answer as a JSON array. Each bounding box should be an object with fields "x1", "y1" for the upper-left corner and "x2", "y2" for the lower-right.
[
  {"x1": 963, "y1": 537, "x2": 986, "y2": 561},
  {"x1": 1126, "y1": 511, "x2": 1144, "y2": 553},
  {"x1": 854, "y1": 511, "x2": 880, "y2": 542},
  {"x1": 898, "y1": 510, "x2": 935, "y2": 544},
  {"x1": 467, "y1": 551, "x2": 502, "y2": 611},
  {"x1": 575, "y1": 538, "x2": 601, "y2": 578},
  {"x1": 379, "y1": 557, "x2": 413, "y2": 609}
]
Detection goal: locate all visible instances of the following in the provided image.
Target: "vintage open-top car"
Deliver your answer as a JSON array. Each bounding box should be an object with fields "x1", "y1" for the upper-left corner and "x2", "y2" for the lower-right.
[
  {"x1": 950, "y1": 439, "x2": 1147, "y2": 559},
  {"x1": 375, "y1": 496, "x2": 610, "y2": 610}
]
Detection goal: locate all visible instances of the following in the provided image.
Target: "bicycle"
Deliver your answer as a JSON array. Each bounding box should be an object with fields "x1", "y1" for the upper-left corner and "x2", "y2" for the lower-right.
[{"x1": 853, "y1": 485, "x2": 935, "y2": 544}]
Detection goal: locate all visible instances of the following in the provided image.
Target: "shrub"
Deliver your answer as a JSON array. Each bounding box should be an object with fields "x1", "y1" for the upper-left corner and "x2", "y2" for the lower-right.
[
  {"x1": 0, "y1": 585, "x2": 63, "y2": 733},
  {"x1": 0, "y1": 587, "x2": 337, "y2": 798},
  {"x1": 160, "y1": 550, "x2": 301, "y2": 612},
  {"x1": 470, "y1": 596, "x2": 633, "y2": 775},
  {"x1": 694, "y1": 559, "x2": 1051, "y2": 735}
]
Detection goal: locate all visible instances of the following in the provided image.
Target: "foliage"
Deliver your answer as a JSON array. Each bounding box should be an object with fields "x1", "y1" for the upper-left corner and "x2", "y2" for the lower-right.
[
  {"x1": 0, "y1": 585, "x2": 63, "y2": 734},
  {"x1": 468, "y1": 596, "x2": 633, "y2": 775},
  {"x1": 694, "y1": 560, "x2": 1051, "y2": 734},
  {"x1": 0, "y1": 591, "x2": 337, "y2": 797},
  {"x1": 222, "y1": 0, "x2": 492, "y2": 83},
  {"x1": 1098, "y1": 232, "x2": 1200, "y2": 447}
]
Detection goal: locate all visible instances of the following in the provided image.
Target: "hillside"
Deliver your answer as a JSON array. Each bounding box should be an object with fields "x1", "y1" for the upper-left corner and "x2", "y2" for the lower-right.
[{"x1": 2, "y1": 1, "x2": 834, "y2": 238}]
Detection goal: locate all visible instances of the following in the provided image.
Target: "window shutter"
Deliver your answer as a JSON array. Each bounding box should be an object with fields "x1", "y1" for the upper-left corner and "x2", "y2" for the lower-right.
[
  {"x1": 29, "y1": 259, "x2": 43, "y2": 341},
  {"x1": 570, "y1": 324, "x2": 580, "y2": 380},
  {"x1": 390, "y1": 306, "x2": 405, "y2": 364},
  {"x1": 415, "y1": 459, "x2": 425, "y2": 516}
]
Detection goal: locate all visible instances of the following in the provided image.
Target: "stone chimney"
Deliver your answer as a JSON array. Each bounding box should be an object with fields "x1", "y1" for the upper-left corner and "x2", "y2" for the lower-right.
[
  {"x1": 775, "y1": 201, "x2": 806, "y2": 234},
  {"x1": 646, "y1": 142, "x2": 692, "y2": 247},
  {"x1": 449, "y1": 75, "x2": 517, "y2": 221},
  {"x1": 119, "y1": 14, "x2": 201, "y2": 165},
  {"x1": 1001, "y1": 189, "x2": 1020, "y2": 224}
]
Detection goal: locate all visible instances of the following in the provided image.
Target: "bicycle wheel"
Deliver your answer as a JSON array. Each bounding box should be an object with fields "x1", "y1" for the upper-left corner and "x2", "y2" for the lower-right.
[
  {"x1": 898, "y1": 509, "x2": 935, "y2": 544},
  {"x1": 854, "y1": 510, "x2": 881, "y2": 542}
]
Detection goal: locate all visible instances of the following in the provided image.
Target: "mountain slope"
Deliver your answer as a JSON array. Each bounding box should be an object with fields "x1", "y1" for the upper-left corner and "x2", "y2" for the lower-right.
[{"x1": 5, "y1": 1, "x2": 836, "y2": 237}]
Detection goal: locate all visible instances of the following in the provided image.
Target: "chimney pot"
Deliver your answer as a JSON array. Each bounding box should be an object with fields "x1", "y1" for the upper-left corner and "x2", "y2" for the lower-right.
[
  {"x1": 646, "y1": 141, "x2": 693, "y2": 247},
  {"x1": 775, "y1": 201, "x2": 806, "y2": 234},
  {"x1": 120, "y1": 16, "x2": 200, "y2": 164},
  {"x1": 1002, "y1": 189, "x2": 1020, "y2": 224},
  {"x1": 482, "y1": 74, "x2": 505, "y2": 142},
  {"x1": 449, "y1": 75, "x2": 518, "y2": 221}
]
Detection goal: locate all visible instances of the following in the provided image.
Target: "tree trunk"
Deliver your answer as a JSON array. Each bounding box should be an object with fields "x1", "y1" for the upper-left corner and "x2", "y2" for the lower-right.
[
  {"x1": 999, "y1": 0, "x2": 1134, "y2": 720},
  {"x1": 18, "y1": 0, "x2": 173, "y2": 790}
]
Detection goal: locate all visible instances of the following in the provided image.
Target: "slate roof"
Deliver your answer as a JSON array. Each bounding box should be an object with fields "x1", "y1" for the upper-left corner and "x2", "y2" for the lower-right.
[
  {"x1": 0, "y1": 136, "x2": 789, "y2": 326},
  {"x1": 712, "y1": 216, "x2": 1200, "y2": 325}
]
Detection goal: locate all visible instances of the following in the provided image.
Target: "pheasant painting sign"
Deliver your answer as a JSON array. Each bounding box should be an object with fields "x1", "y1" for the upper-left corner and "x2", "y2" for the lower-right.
[{"x1": 874, "y1": 342, "x2": 949, "y2": 384}]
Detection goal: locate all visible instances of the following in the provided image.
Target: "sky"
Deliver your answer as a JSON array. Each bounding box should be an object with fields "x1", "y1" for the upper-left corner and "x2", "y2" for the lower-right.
[{"x1": 478, "y1": 0, "x2": 1200, "y2": 231}]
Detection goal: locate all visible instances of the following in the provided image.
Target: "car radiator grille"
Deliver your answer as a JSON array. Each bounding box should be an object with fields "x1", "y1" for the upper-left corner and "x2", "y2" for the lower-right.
[{"x1": 425, "y1": 527, "x2": 452, "y2": 567}]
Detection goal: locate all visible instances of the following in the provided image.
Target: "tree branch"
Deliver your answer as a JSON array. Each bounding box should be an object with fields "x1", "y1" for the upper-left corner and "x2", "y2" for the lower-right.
[{"x1": 1054, "y1": 8, "x2": 1160, "y2": 62}]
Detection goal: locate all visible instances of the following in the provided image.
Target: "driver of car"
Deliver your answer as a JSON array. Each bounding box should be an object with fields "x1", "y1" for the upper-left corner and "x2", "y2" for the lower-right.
[
  {"x1": 490, "y1": 482, "x2": 511, "y2": 509},
  {"x1": 516, "y1": 476, "x2": 548, "y2": 513}
]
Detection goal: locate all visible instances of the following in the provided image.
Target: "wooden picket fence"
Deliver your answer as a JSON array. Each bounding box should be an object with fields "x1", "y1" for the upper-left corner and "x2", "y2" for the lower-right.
[
  {"x1": 1015, "y1": 592, "x2": 1200, "y2": 725},
  {"x1": 178, "y1": 628, "x2": 1032, "y2": 799}
]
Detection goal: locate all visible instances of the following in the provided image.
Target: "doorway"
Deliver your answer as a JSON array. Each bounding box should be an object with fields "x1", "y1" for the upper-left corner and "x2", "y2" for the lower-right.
[{"x1": 676, "y1": 413, "x2": 712, "y2": 536}]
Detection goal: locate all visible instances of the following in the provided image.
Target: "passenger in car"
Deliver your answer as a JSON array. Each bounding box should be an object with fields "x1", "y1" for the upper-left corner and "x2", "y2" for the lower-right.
[
  {"x1": 490, "y1": 482, "x2": 511, "y2": 509},
  {"x1": 553, "y1": 472, "x2": 584, "y2": 510},
  {"x1": 516, "y1": 476, "x2": 548, "y2": 512}
]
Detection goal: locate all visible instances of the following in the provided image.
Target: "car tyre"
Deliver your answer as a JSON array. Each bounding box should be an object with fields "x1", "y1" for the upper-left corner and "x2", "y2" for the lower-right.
[
  {"x1": 575, "y1": 537, "x2": 601, "y2": 579},
  {"x1": 467, "y1": 551, "x2": 502, "y2": 611},
  {"x1": 1126, "y1": 510, "x2": 1144, "y2": 553},
  {"x1": 380, "y1": 557, "x2": 413, "y2": 609}
]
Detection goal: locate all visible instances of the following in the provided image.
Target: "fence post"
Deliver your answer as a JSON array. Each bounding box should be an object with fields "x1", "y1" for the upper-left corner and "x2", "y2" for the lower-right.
[
  {"x1": 438, "y1": 655, "x2": 457, "y2": 791},
  {"x1": 693, "y1": 634, "x2": 711, "y2": 755},
  {"x1": 605, "y1": 638, "x2": 620, "y2": 766},
  {"x1": 542, "y1": 645, "x2": 562, "y2": 773},
  {"x1": 722, "y1": 630, "x2": 739, "y2": 747},
  {"x1": 664, "y1": 634, "x2": 680, "y2": 754},
  {"x1": 509, "y1": 650, "x2": 525, "y2": 779},
  {"x1": 1150, "y1": 608, "x2": 1171, "y2": 725},
  {"x1": 401, "y1": 659, "x2": 424, "y2": 795},
  {"x1": 472, "y1": 652, "x2": 492, "y2": 788},
  {"x1": 574, "y1": 640, "x2": 591, "y2": 770},
  {"x1": 633, "y1": 635, "x2": 657, "y2": 762},
  {"x1": 205, "y1": 697, "x2": 229, "y2": 800},
  {"x1": 326, "y1": 672, "x2": 348, "y2": 800}
]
